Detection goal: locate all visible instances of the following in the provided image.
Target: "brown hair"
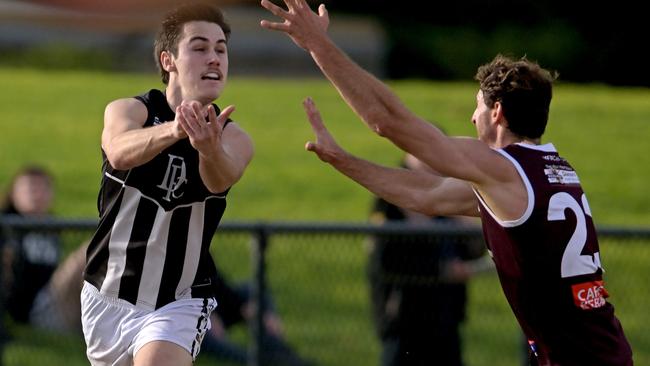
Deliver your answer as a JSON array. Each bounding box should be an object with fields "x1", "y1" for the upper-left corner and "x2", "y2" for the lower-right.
[
  {"x1": 154, "y1": 3, "x2": 231, "y2": 84},
  {"x1": 475, "y1": 54, "x2": 557, "y2": 139}
]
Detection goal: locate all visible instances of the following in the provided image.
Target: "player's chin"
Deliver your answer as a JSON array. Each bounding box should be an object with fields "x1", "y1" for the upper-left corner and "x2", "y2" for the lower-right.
[{"x1": 198, "y1": 86, "x2": 223, "y2": 102}]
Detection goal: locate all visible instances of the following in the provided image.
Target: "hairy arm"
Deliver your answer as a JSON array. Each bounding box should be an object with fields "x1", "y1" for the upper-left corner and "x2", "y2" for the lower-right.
[
  {"x1": 262, "y1": 0, "x2": 524, "y2": 219},
  {"x1": 102, "y1": 98, "x2": 185, "y2": 170},
  {"x1": 261, "y1": 1, "x2": 505, "y2": 184}
]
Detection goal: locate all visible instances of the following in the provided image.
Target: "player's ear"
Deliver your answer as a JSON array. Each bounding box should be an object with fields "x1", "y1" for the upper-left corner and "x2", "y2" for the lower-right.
[
  {"x1": 160, "y1": 50, "x2": 177, "y2": 73},
  {"x1": 492, "y1": 101, "x2": 505, "y2": 124}
]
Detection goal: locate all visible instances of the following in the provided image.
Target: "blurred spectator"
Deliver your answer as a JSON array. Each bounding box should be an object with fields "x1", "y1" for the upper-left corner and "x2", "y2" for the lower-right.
[
  {"x1": 0, "y1": 166, "x2": 62, "y2": 329},
  {"x1": 367, "y1": 154, "x2": 491, "y2": 366}
]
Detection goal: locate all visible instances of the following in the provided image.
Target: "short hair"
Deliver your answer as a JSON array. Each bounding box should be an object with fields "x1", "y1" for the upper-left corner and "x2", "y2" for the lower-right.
[
  {"x1": 475, "y1": 55, "x2": 557, "y2": 139},
  {"x1": 154, "y1": 3, "x2": 231, "y2": 84}
]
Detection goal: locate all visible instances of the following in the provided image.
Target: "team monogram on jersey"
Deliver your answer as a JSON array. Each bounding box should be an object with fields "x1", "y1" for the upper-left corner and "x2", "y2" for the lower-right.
[
  {"x1": 157, "y1": 154, "x2": 188, "y2": 202},
  {"x1": 572, "y1": 280, "x2": 609, "y2": 310}
]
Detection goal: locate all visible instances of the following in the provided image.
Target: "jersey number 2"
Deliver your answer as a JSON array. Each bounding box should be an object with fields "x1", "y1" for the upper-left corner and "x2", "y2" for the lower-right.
[{"x1": 548, "y1": 192, "x2": 602, "y2": 278}]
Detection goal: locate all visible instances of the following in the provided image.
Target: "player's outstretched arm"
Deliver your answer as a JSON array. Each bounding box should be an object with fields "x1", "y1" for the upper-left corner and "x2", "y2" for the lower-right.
[
  {"x1": 303, "y1": 98, "x2": 478, "y2": 217},
  {"x1": 102, "y1": 98, "x2": 186, "y2": 170},
  {"x1": 259, "y1": 0, "x2": 493, "y2": 188},
  {"x1": 260, "y1": 0, "x2": 419, "y2": 141}
]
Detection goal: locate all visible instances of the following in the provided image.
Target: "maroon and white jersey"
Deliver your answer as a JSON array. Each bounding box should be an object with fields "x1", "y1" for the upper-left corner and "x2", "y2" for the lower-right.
[{"x1": 475, "y1": 143, "x2": 632, "y2": 366}]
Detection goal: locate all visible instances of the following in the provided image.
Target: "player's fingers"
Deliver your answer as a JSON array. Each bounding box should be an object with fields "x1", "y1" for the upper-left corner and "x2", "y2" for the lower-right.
[
  {"x1": 318, "y1": 4, "x2": 328, "y2": 19},
  {"x1": 190, "y1": 102, "x2": 204, "y2": 123},
  {"x1": 180, "y1": 106, "x2": 199, "y2": 135},
  {"x1": 261, "y1": 0, "x2": 289, "y2": 17},
  {"x1": 176, "y1": 107, "x2": 192, "y2": 135},
  {"x1": 302, "y1": 97, "x2": 326, "y2": 133},
  {"x1": 291, "y1": 0, "x2": 307, "y2": 10},
  {"x1": 218, "y1": 105, "x2": 236, "y2": 123},
  {"x1": 305, "y1": 141, "x2": 318, "y2": 153},
  {"x1": 211, "y1": 104, "x2": 235, "y2": 132},
  {"x1": 305, "y1": 141, "x2": 330, "y2": 163},
  {"x1": 260, "y1": 19, "x2": 290, "y2": 32}
]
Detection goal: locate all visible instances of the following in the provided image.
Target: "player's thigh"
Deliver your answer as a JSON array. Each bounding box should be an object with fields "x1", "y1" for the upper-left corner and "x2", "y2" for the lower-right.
[{"x1": 134, "y1": 340, "x2": 192, "y2": 366}]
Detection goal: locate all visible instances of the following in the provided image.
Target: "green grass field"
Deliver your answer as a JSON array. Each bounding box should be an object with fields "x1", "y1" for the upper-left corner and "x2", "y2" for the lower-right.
[{"x1": 1, "y1": 67, "x2": 649, "y2": 365}]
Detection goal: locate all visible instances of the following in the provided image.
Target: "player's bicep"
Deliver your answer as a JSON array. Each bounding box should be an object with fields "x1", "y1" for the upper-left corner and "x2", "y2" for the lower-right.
[
  {"x1": 101, "y1": 98, "x2": 148, "y2": 150},
  {"x1": 394, "y1": 170, "x2": 478, "y2": 217},
  {"x1": 419, "y1": 177, "x2": 479, "y2": 217},
  {"x1": 221, "y1": 122, "x2": 254, "y2": 177},
  {"x1": 446, "y1": 137, "x2": 520, "y2": 187}
]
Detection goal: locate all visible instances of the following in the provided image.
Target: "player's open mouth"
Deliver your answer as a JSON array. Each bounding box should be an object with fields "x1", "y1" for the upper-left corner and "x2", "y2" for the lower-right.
[{"x1": 202, "y1": 72, "x2": 221, "y2": 81}]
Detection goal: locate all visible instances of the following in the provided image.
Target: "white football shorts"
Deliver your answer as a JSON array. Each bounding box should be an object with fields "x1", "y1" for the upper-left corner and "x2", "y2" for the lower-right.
[{"x1": 81, "y1": 281, "x2": 216, "y2": 366}]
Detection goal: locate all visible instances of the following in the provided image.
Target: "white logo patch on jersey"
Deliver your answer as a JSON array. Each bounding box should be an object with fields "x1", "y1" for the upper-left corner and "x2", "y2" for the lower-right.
[
  {"x1": 544, "y1": 165, "x2": 580, "y2": 184},
  {"x1": 157, "y1": 154, "x2": 188, "y2": 202}
]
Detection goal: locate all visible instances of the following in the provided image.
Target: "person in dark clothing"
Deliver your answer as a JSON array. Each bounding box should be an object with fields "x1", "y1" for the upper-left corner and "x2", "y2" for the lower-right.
[
  {"x1": 368, "y1": 154, "x2": 487, "y2": 366},
  {"x1": 1, "y1": 166, "x2": 60, "y2": 326}
]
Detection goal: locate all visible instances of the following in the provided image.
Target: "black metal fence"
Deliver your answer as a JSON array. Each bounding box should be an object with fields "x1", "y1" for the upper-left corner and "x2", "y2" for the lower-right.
[{"x1": 1, "y1": 216, "x2": 649, "y2": 366}]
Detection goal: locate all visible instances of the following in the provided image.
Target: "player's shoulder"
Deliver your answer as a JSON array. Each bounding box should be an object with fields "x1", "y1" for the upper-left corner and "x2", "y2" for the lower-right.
[
  {"x1": 105, "y1": 97, "x2": 147, "y2": 117},
  {"x1": 106, "y1": 89, "x2": 162, "y2": 110}
]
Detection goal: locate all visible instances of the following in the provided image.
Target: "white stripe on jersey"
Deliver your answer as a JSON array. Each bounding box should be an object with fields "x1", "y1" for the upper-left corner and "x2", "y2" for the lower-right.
[
  {"x1": 176, "y1": 203, "x2": 206, "y2": 299},
  {"x1": 100, "y1": 184, "x2": 216, "y2": 309},
  {"x1": 101, "y1": 186, "x2": 139, "y2": 296},
  {"x1": 136, "y1": 206, "x2": 171, "y2": 308}
]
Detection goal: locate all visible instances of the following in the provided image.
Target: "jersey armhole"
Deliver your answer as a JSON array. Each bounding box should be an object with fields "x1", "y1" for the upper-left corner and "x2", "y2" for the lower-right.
[{"x1": 472, "y1": 149, "x2": 535, "y2": 228}]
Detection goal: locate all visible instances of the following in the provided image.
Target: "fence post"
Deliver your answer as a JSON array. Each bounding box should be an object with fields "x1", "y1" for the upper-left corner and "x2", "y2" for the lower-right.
[
  {"x1": 0, "y1": 220, "x2": 20, "y2": 366},
  {"x1": 248, "y1": 224, "x2": 268, "y2": 366}
]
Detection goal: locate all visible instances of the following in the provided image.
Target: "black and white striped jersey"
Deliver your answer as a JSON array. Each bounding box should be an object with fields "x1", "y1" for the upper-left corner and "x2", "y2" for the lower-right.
[{"x1": 84, "y1": 89, "x2": 230, "y2": 310}]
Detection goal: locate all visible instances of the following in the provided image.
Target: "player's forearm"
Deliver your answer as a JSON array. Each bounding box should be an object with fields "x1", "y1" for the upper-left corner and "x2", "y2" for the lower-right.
[
  {"x1": 330, "y1": 151, "x2": 436, "y2": 214},
  {"x1": 198, "y1": 150, "x2": 242, "y2": 194},
  {"x1": 104, "y1": 123, "x2": 180, "y2": 170},
  {"x1": 309, "y1": 38, "x2": 412, "y2": 137}
]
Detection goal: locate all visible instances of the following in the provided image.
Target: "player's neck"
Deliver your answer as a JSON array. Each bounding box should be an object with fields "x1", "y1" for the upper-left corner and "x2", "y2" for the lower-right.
[
  {"x1": 494, "y1": 129, "x2": 540, "y2": 149},
  {"x1": 165, "y1": 84, "x2": 183, "y2": 111}
]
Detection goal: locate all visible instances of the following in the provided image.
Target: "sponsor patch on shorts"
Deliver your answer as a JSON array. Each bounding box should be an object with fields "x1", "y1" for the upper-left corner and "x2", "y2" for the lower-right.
[{"x1": 572, "y1": 280, "x2": 609, "y2": 309}]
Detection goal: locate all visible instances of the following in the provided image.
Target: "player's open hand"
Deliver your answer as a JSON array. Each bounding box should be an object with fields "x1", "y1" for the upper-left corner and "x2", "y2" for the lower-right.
[
  {"x1": 176, "y1": 100, "x2": 235, "y2": 156},
  {"x1": 303, "y1": 97, "x2": 344, "y2": 164},
  {"x1": 260, "y1": 0, "x2": 329, "y2": 51}
]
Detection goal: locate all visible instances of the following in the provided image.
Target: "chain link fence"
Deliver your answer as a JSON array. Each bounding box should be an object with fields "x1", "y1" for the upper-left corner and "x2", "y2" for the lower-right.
[{"x1": 1, "y1": 216, "x2": 648, "y2": 366}]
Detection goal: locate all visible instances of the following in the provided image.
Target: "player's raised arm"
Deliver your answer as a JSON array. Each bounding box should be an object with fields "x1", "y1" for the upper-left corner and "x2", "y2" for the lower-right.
[
  {"x1": 261, "y1": 0, "x2": 523, "y2": 220},
  {"x1": 259, "y1": 0, "x2": 418, "y2": 143}
]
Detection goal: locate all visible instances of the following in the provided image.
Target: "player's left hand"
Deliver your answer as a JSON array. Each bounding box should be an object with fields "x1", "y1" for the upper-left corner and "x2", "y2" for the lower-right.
[
  {"x1": 177, "y1": 100, "x2": 235, "y2": 155},
  {"x1": 302, "y1": 97, "x2": 345, "y2": 164}
]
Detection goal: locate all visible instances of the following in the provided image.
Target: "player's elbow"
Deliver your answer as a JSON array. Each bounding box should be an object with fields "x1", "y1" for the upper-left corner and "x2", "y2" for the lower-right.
[
  {"x1": 104, "y1": 150, "x2": 132, "y2": 171},
  {"x1": 204, "y1": 171, "x2": 239, "y2": 194},
  {"x1": 403, "y1": 191, "x2": 446, "y2": 217},
  {"x1": 205, "y1": 179, "x2": 234, "y2": 194},
  {"x1": 366, "y1": 113, "x2": 395, "y2": 138},
  {"x1": 365, "y1": 107, "x2": 409, "y2": 139}
]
